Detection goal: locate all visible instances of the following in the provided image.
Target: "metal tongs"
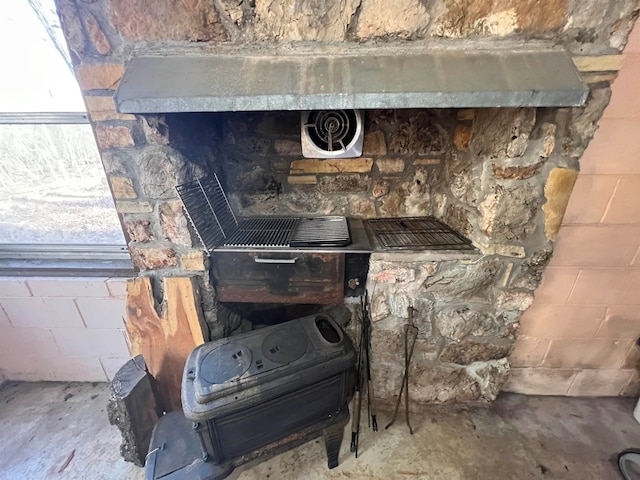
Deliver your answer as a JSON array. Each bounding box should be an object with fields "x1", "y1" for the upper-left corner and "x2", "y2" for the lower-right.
[{"x1": 385, "y1": 306, "x2": 419, "y2": 434}]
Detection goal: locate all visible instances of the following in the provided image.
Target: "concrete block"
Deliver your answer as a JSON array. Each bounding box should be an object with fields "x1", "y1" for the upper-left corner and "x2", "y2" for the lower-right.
[
  {"x1": 562, "y1": 175, "x2": 618, "y2": 224},
  {"x1": 502, "y1": 367, "x2": 577, "y2": 395},
  {"x1": 596, "y1": 306, "x2": 640, "y2": 339},
  {"x1": 532, "y1": 267, "x2": 579, "y2": 304},
  {"x1": 100, "y1": 357, "x2": 132, "y2": 381},
  {"x1": 568, "y1": 369, "x2": 635, "y2": 396},
  {"x1": 0, "y1": 279, "x2": 32, "y2": 297},
  {"x1": 552, "y1": 226, "x2": 640, "y2": 267},
  {"x1": 580, "y1": 119, "x2": 640, "y2": 175},
  {"x1": 0, "y1": 306, "x2": 10, "y2": 326},
  {"x1": 568, "y1": 268, "x2": 640, "y2": 305},
  {"x1": 52, "y1": 328, "x2": 130, "y2": 358},
  {"x1": 507, "y1": 337, "x2": 549, "y2": 367},
  {"x1": 603, "y1": 54, "x2": 640, "y2": 119},
  {"x1": 2, "y1": 298, "x2": 84, "y2": 328},
  {"x1": 0, "y1": 355, "x2": 39, "y2": 381},
  {"x1": 76, "y1": 298, "x2": 126, "y2": 329},
  {"x1": 34, "y1": 356, "x2": 108, "y2": 382},
  {"x1": 106, "y1": 278, "x2": 129, "y2": 298},
  {"x1": 602, "y1": 176, "x2": 640, "y2": 224},
  {"x1": 26, "y1": 278, "x2": 109, "y2": 298},
  {"x1": 542, "y1": 338, "x2": 633, "y2": 369},
  {"x1": 0, "y1": 327, "x2": 60, "y2": 357},
  {"x1": 519, "y1": 305, "x2": 606, "y2": 338}
]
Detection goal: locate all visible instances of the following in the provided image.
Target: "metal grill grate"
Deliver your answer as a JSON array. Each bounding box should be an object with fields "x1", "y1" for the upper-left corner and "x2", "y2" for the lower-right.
[
  {"x1": 291, "y1": 217, "x2": 350, "y2": 247},
  {"x1": 366, "y1": 217, "x2": 472, "y2": 250},
  {"x1": 225, "y1": 218, "x2": 300, "y2": 247},
  {"x1": 176, "y1": 175, "x2": 238, "y2": 254},
  {"x1": 177, "y1": 176, "x2": 352, "y2": 252}
]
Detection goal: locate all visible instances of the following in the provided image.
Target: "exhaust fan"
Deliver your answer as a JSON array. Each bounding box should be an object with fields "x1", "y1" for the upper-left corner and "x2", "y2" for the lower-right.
[{"x1": 301, "y1": 110, "x2": 363, "y2": 158}]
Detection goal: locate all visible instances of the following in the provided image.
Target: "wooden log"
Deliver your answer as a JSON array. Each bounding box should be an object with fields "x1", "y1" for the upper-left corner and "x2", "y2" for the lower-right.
[{"x1": 125, "y1": 277, "x2": 206, "y2": 412}]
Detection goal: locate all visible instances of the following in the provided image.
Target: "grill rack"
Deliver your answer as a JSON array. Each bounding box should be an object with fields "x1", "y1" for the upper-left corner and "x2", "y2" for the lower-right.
[
  {"x1": 176, "y1": 175, "x2": 351, "y2": 254},
  {"x1": 366, "y1": 217, "x2": 472, "y2": 250}
]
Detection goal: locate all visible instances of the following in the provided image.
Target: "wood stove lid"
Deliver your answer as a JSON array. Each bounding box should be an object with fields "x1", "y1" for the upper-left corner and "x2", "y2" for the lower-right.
[{"x1": 200, "y1": 343, "x2": 252, "y2": 384}]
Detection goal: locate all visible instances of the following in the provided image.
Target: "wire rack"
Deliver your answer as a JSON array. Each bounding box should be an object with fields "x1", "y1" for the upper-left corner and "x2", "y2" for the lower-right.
[{"x1": 366, "y1": 217, "x2": 472, "y2": 250}]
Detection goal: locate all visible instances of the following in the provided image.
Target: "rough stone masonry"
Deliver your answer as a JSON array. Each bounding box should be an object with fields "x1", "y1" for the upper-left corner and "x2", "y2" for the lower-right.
[{"x1": 55, "y1": 0, "x2": 639, "y2": 405}]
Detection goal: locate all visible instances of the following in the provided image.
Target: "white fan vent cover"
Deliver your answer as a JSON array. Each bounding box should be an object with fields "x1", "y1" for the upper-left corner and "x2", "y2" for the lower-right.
[{"x1": 301, "y1": 110, "x2": 364, "y2": 159}]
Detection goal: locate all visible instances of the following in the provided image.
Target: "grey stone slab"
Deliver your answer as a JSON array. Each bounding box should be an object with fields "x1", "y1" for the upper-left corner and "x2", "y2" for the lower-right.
[{"x1": 115, "y1": 50, "x2": 587, "y2": 113}]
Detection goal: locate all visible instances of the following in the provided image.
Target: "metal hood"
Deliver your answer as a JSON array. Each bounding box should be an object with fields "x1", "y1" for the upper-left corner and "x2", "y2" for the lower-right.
[{"x1": 114, "y1": 49, "x2": 587, "y2": 114}]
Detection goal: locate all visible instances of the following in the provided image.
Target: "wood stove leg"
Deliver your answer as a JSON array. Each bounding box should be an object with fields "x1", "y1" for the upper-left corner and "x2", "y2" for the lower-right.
[{"x1": 323, "y1": 421, "x2": 344, "y2": 469}]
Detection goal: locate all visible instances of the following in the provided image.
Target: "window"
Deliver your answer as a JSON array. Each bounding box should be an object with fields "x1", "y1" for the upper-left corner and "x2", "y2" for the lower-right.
[{"x1": 0, "y1": 1, "x2": 130, "y2": 274}]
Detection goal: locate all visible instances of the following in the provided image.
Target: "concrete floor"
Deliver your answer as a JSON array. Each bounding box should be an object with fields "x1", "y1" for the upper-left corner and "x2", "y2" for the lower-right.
[{"x1": 0, "y1": 382, "x2": 638, "y2": 480}]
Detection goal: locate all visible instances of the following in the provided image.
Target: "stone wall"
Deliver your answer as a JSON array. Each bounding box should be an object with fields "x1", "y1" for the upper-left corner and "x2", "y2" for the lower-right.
[{"x1": 54, "y1": 0, "x2": 640, "y2": 402}]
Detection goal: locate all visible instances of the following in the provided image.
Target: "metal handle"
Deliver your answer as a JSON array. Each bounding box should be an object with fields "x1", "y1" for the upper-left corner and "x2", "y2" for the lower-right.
[{"x1": 254, "y1": 257, "x2": 298, "y2": 264}]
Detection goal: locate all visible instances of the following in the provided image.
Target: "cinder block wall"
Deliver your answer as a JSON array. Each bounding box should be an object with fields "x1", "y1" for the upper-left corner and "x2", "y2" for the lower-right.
[
  {"x1": 505, "y1": 25, "x2": 640, "y2": 397},
  {"x1": 0, "y1": 277, "x2": 131, "y2": 382}
]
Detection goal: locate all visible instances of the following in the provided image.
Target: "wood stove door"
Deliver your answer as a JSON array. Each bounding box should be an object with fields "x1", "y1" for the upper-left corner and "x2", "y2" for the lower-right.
[{"x1": 211, "y1": 251, "x2": 345, "y2": 304}]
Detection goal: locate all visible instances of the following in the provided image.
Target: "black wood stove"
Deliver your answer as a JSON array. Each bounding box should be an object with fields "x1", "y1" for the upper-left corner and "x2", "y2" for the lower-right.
[{"x1": 146, "y1": 313, "x2": 356, "y2": 479}]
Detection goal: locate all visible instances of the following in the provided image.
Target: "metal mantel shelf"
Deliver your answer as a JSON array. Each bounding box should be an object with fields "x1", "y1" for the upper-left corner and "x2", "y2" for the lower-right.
[{"x1": 115, "y1": 50, "x2": 587, "y2": 114}]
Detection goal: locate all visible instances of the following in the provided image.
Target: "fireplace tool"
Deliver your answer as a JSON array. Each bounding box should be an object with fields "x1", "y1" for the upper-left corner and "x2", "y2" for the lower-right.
[
  {"x1": 385, "y1": 306, "x2": 418, "y2": 434},
  {"x1": 350, "y1": 292, "x2": 377, "y2": 457}
]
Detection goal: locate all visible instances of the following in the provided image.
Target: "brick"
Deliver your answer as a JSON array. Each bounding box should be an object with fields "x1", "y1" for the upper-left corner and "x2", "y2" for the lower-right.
[
  {"x1": 596, "y1": 306, "x2": 640, "y2": 339},
  {"x1": 621, "y1": 371, "x2": 640, "y2": 397},
  {"x1": 542, "y1": 338, "x2": 632, "y2": 369},
  {"x1": 454, "y1": 124, "x2": 472, "y2": 151},
  {"x1": 95, "y1": 125, "x2": 135, "y2": 149},
  {"x1": 623, "y1": 343, "x2": 640, "y2": 369},
  {"x1": 580, "y1": 119, "x2": 640, "y2": 175},
  {"x1": 508, "y1": 338, "x2": 549, "y2": 367},
  {"x1": 33, "y1": 356, "x2": 107, "y2": 382},
  {"x1": 106, "y1": 278, "x2": 128, "y2": 297},
  {"x1": 75, "y1": 298, "x2": 126, "y2": 329},
  {"x1": 116, "y1": 201, "x2": 153, "y2": 214},
  {"x1": 601, "y1": 176, "x2": 640, "y2": 224},
  {"x1": 287, "y1": 175, "x2": 317, "y2": 185},
  {"x1": 362, "y1": 130, "x2": 387, "y2": 155},
  {"x1": 573, "y1": 55, "x2": 625, "y2": 72},
  {"x1": 75, "y1": 63, "x2": 124, "y2": 90},
  {"x1": 376, "y1": 159, "x2": 405, "y2": 174},
  {"x1": 0, "y1": 327, "x2": 60, "y2": 357},
  {"x1": 75, "y1": 63, "x2": 125, "y2": 91},
  {"x1": 180, "y1": 251, "x2": 205, "y2": 271},
  {"x1": 84, "y1": 96, "x2": 135, "y2": 121},
  {"x1": 502, "y1": 367, "x2": 577, "y2": 395},
  {"x1": 2, "y1": 298, "x2": 84, "y2": 328},
  {"x1": 110, "y1": 176, "x2": 137, "y2": 199},
  {"x1": 99, "y1": 357, "x2": 132, "y2": 381},
  {"x1": 519, "y1": 305, "x2": 606, "y2": 338},
  {"x1": 274, "y1": 139, "x2": 302, "y2": 156},
  {"x1": 569, "y1": 268, "x2": 640, "y2": 305},
  {"x1": 0, "y1": 279, "x2": 31, "y2": 297},
  {"x1": 552, "y1": 225, "x2": 640, "y2": 267},
  {"x1": 604, "y1": 55, "x2": 640, "y2": 119},
  {"x1": 532, "y1": 267, "x2": 579, "y2": 304},
  {"x1": 562, "y1": 175, "x2": 618, "y2": 224},
  {"x1": 26, "y1": 278, "x2": 109, "y2": 297},
  {"x1": 290, "y1": 158, "x2": 373, "y2": 174},
  {"x1": 568, "y1": 369, "x2": 635, "y2": 396},
  {"x1": 52, "y1": 328, "x2": 130, "y2": 358}
]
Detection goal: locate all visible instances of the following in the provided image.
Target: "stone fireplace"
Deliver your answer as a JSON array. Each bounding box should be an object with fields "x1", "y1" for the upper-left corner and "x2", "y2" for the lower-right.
[{"x1": 55, "y1": 0, "x2": 638, "y2": 406}]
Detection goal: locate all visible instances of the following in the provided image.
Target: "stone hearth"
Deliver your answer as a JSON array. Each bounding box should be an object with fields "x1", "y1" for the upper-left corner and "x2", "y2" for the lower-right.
[{"x1": 55, "y1": 0, "x2": 639, "y2": 404}]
